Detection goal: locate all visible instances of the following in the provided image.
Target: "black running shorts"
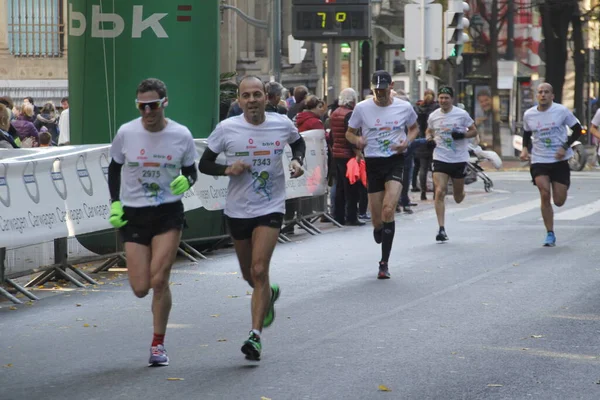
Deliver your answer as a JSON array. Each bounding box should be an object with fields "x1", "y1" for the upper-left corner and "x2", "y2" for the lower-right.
[
  {"x1": 120, "y1": 201, "x2": 185, "y2": 246},
  {"x1": 530, "y1": 160, "x2": 570, "y2": 188},
  {"x1": 226, "y1": 212, "x2": 284, "y2": 241},
  {"x1": 364, "y1": 154, "x2": 404, "y2": 193},
  {"x1": 432, "y1": 160, "x2": 468, "y2": 179}
]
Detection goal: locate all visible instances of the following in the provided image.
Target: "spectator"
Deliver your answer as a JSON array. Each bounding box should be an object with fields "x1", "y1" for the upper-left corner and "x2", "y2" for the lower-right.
[
  {"x1": 38, "y1": 128, "x2": 52, "y2": 147},
  {"x1": 23, "y1": 96, "x2": 40, "y2": 116},
  {"x1": 60, "y1": 96, "x2": 69, "y2": 110},
  {"x1": 12, "y1": 104, "x2": 39, "y2": 146},
  {"x1": 330, "y1": 88, "x2": 365, "y2": 226},
  {"x1": 34, "y1": 102, "x2": 59, "y2": 144},
  {"x1": 0, "y1": 104, "x2": 19, "y2": 149},
  {"x1": 58, "y1": 105, "x2": 70, "y2": 145},
  {"x1": 287, "y1": 85, "x2": 309, "y2": 121},
  {"x1": 295, "y1": 95, "x2": 326, "y2": 132},
  {"x1": 265, "y1": 81, "x2": 287, "y2": 114}
]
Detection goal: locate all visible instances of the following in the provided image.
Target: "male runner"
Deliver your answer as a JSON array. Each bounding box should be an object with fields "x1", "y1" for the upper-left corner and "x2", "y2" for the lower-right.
[
  {"x1": 199, "y1": 75, "x2": 306, "y2": 361},
  {"x1": 345, "y1": 70, "x2": 419, "y2": 279},
  {"x1": 520, "y1": 82, "x2": 582, "y2": 246},
  {"x1": 425, "y1": 86, "x2": 478, "y2": 242},
  {"x1": 108, "y1": 78, "x2": 198, "y2": 366}
]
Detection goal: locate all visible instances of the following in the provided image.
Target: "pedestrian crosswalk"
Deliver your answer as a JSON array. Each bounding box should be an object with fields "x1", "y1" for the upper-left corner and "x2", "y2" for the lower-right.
[{"x1": 411, "y1": 192, "x2": 600, "y2": 224}]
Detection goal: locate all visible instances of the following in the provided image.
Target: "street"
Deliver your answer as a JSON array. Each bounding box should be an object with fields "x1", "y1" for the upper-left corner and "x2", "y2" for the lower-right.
[{"x1": 2, "y1": 170, "x2": 600, "y2": 400}]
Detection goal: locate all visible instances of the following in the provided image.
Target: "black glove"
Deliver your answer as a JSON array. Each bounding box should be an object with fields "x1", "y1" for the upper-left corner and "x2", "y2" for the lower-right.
[
  {"x1": 426, "y1": 140, "x2": 437, "y2": 150},
  {"x1": 451, "y1": 131, "x2": 466, "y2": 140}
]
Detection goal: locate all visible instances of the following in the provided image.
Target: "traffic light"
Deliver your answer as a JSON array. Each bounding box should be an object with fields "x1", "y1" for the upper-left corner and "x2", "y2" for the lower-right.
[
  {"x1": 288, "y1": 35, "x2": 307, "y2": 65},
  {"x1": 444, "y1": 0, "x2": 470, "y2": 64}
]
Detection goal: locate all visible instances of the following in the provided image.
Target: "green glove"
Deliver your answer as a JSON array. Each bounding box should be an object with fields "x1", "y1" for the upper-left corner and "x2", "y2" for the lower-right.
[
  {"x1": 109, "y1": 201, "x2": 127, "y2": 228},
  {"x1": 170, "y1": 175, "x2": 191, "y2": 195}
]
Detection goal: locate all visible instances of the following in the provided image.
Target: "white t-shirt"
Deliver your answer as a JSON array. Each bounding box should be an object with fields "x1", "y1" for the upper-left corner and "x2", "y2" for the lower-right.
[
  {"x1": 207, "y1": 113, "x2": 301, "y2": 219},
  {"x1": 109, "y1": 118, "x2": 197, "y2": 208},
  {"x1": 592, "y1": 108, "x2": 600, "y2": 128},
  {"x1": 58, "y1": 108, "x2": 70, "y2": 145},
  {"x1": 428, "y1": 106, "x2": 475, "y2": 163},
  {"x1": 347, "y1": 98, "x2": 417, "y2": 158},
  {"x1": 592, "y1": 109, "x2": 600, "y2": 156},
  {"x1": 523, "y1": 103, "x2": 578, "y2": 164}
]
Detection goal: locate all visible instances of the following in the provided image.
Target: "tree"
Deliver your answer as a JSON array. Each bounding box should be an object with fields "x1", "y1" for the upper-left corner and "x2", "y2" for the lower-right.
[
  {"x1": 538, "y1": 0, "x2": 578, "y2": 104},
  {"x1": 473, "y1": 0, "x2": 508, "y2": 154}
]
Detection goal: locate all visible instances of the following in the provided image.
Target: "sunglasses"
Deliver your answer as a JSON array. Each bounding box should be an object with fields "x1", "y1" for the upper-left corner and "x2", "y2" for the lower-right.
[{"x1": 135, "y1": 98, "x2": 166, "y2": 111}]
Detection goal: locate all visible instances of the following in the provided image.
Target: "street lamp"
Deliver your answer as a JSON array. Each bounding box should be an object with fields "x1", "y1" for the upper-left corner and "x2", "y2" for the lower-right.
[{"x1": 371, "y1": 0, "x2": 382, "y2": 18}]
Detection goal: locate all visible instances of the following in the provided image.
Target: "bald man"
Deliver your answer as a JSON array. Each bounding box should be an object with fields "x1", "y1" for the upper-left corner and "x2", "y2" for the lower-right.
[{"x1": 520, "y1": 83, "x2": 583, "y2": 247}]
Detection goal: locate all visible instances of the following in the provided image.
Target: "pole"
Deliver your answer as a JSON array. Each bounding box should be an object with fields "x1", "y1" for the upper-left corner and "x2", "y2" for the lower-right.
[
  {"x1": 327, "y1": 39, "x2": 338, "y2": 104},
  {"x1": 270, "y1": 0, "x2": 281, "y2": 82},
  {"x1": 420, "y1": 0, "x2": 427, "y2": 100},
  {"x1": 506, "y1": 0, "x2": 515, "y2": 60},
  {"x1": 409, "y1": 60, "x2": 419, "y2": 104}
]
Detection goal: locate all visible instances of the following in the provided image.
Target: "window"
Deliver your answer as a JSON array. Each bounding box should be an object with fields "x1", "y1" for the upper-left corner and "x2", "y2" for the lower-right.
[{"x1": 7, "y1": 0, "x2": 65, "y2": 57}]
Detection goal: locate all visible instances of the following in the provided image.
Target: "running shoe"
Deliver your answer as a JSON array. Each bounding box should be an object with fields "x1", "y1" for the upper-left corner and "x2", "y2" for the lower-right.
[
  {"x1": 263, "y1": 284, "x2": 280, "y2": 328},
  {"x1": 373, "y1": 228, "x2": 383, "y2": 244},
  {"x1": 241, "y1": 331, "x2": 262, "y2": 361},
  {"x1": 377, "y1": 262, "x2": 391, "y2": 279},
  {"x1": 148, "y1": 344, "x2": 169, "y2": 367},
  {"x1": 543, "y1": 232, "x2": 556, "y2": 247},
  {"x1": 436, "y1": 229, "x2": 448, "y2": 242}
]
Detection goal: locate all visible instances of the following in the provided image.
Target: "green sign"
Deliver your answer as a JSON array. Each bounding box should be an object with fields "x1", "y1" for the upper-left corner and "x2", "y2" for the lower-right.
[{"x1": 68, "y1": 1, "x2": 220, "y2": 144}]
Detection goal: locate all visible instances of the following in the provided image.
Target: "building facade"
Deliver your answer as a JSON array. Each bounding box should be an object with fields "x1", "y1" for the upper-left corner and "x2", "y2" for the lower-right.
[{"x1": 0, "y1": 0, "x2": 68, "y2": 106}]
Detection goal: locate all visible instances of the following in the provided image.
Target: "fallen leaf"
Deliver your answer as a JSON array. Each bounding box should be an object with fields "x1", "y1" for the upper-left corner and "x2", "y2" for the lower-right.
[
  {"x1": 76, "y1": 318, "x2": 84, "y2": 321},
  {"x1": 261, "y1": 397, "x2": 272, "y2": 400},
  {"x1": 166, "y1": 377, "x2": 184, "y2": 381},
  {"x1": 3, "y1": 364, "x2": 13, "y2": 368},
  {"x1": 227, "y1": 295, "x2": 239, "y2": 298},
  {"x1": 83, "y1": 323, "x2": 90, "y2": 328},
  {"x1": 531, "y1": 335, "x2": 544, "y2": 339},
  {"x1": 217, "y1": 338, "x2": 227, "y2": 342},
  {"x1": 487, "y1": 384, "x2": 503, "y2": 387},
  {"x1": 522, "y1": 348, "x2": 529, "y2": 351},
  {"x1": 451, "y1": 352, "x2": 458, "y2": 355},
  {"x1": 378, "y1": 385, "x2": 391, "y2": 392},
  {"x1": 9, "y1": 306, "x2": 17, "y2": 310},
  {"x1": 76, "y1": 304, "x2": 82, "y2": 307},
  {"x1": 93, "y1": 325, "x2": 98, "y2": 328},
  {"x1": 25, "y1": 301, "x2": 34, "y2": 306},
  {"x1": 210, "y1": 314, "x2": 220, "y2": 318},
  {"x1": 37, "y1": 285, "x2": 45, "y2": 289},
  {"x1": 246, "y1": 291, "x2": 252, "y2": 295},
  {"x1": 200, "y1": 344, "x2": 209, "y2": 347},
  {"x1": 596, "y1": 380, "x2": 600, "y2": 385},
  {"x1": 512, "y1": 263, "x2": 519, "y2": 266}
]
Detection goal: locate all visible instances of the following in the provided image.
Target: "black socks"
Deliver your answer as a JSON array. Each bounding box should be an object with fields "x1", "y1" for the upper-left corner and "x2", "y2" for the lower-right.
[{"x1": 381, "y1": 221, "x2": 395, "y2": 263}]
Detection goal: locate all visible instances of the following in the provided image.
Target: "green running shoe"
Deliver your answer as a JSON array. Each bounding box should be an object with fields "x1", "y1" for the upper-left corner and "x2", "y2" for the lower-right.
[
  {"x1": 263, "y1": 284, "x2": 280, "y2": 328},
  {"x1": 241, "y1": 331, "x2": 262, "y2": 361}
]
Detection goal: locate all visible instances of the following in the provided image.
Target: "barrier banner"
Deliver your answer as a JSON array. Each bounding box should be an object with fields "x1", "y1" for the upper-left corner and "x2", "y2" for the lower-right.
[{"x1": 0, "y1": 130, "x2": 327, "y2": 249}]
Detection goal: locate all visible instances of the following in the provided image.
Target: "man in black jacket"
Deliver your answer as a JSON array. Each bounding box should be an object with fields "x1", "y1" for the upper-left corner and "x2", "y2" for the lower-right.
[{"x1": 414, "y1": 89, "x2": 439, "y2": 200}]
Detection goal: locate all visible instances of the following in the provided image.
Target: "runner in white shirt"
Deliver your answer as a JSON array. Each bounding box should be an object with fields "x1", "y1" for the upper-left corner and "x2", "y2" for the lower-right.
[
  {"x1": 199, "y1": 75, "x2": 306, "y2": 362},
  {"x1": 108, "y1": 78, "x2": 198, "y2": 367},
  {"x1": 425, "y1": 86, "x2": 478, "y2": 242},
  {"x1": 589, "y1": 107, "x2": 600, "y2": 154},
  {"x1": 345, "y1": 70, "x2": 419, "y2": 279},
  {"x1": 520, "y1": 82, "x2": 583, "y2": 247}
]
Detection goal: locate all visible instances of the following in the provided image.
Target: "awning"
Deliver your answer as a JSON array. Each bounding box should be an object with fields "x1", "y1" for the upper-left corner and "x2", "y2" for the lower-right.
[{"x1": 0, "y1": 79, "x2": 68, "y2": 107}]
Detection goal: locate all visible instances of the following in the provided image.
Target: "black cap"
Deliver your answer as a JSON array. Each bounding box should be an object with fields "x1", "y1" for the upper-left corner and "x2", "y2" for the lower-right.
[{"x1": 371, "y1": 70, "x2": 392, "y2": 89}]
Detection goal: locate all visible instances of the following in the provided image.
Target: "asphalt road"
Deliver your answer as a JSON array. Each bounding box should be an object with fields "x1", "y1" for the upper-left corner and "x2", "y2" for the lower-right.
[{"x1": 2, "y1": 171, "x2": 600, "y2": 400}]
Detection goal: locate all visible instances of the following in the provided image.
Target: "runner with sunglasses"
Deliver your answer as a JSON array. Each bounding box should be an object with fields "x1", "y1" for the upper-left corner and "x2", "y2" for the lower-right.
[{"x1": 108, "y1": 78, "x2": 198, "y2": 367}]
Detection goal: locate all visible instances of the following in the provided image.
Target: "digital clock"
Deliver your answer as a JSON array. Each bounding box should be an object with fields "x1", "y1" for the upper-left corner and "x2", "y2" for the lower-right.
[{"x1": 292, "y1": 3, "x2": 371, "y2": 41}]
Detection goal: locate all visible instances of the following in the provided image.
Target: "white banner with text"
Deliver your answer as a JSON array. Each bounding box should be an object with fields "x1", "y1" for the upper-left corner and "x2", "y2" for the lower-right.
[{"x1": 0, "y1": 130, "x2": 327, "y2": 249}]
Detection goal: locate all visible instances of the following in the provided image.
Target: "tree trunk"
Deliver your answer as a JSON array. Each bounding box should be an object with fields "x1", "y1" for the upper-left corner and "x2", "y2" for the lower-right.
[
  {"x1": 539, "y1": 0, "x2": 575, "y2": 103},
  {"x1": 490, "y1": 0, "x2": 502, "y2": 155},
  {"x1": 571, "y1": 11, "x2": 585, "y2": 121}
]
